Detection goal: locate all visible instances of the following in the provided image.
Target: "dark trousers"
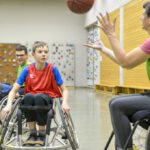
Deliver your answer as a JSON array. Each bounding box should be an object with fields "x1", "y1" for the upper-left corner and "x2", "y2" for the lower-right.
[
  {"x1": 21, "y1": 93, "x2": 53, "y2": 125},
  {"x1": 109, "y1": 93, "x2": 150, "y2": 149}
]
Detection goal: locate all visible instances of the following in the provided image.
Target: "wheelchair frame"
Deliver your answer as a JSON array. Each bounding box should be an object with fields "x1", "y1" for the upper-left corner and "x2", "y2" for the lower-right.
[
  {"x1": 104, "y1": 110, "x2": 150, "y2": 150},
  {"x1": 0, "y1": 96, "x2": 79, "y2": 150}
]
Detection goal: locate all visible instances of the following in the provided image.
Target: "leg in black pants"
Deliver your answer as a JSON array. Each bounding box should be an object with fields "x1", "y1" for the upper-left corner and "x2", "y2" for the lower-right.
[
  {"x1": 109, "y1": 94, "x2": 150, "y2": 150},
  {"x1": 21, "y1": 93, "x2": 53, "y2": 125},
  {"x1": 21, "y1": 93, "x2": 36, "y2": 122},
  {"x1": 21, "y1": 93, "x2": 53, "y2": 145},
  {"x1": 34, "y1": 93, "x2": 53, "y2": 125}
]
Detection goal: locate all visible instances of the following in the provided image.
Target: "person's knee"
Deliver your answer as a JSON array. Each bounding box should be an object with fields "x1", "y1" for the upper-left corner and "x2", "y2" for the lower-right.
[
  {"x1": 21, "y1": 93, "x2": 34, "y2": 105},
  {"x1": 109, "y1": 97, "x2": 118, "y2": 108},
  {"x1": 109, "y1": 97, "x2": 122, "y2": 112},
  {"x1": 34, "y1": 96, "x2": 44, "y2": 105},
  {"x1": 24, "y1": 93, "x2": 34, "y2": 99},
  {"x1": 34, "y1": 94, "x2": 50, "y2": 106}
]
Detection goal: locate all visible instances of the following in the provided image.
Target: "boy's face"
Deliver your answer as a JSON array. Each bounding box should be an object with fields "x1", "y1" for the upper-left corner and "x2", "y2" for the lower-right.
[
  {"x1": 32, "y1": 46, "x2": 49, "y2": 64},
  {"x1": 16, "y1": 50, "x2": 28, "y2": 66}
]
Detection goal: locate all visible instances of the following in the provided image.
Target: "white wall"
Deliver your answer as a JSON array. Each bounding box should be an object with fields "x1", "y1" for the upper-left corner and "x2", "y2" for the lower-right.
[
  {"x1": 85, "y1": 0, "x2": 131, "y2": 27},
  {"x1": 0, "y1": 0, "x2": 87, "y2": 87}
]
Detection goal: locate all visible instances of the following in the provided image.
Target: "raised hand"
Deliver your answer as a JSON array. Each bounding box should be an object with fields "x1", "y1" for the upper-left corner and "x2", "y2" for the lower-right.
[{"x1": 97, "y1": 12, "x2": 117, "y2": 37}]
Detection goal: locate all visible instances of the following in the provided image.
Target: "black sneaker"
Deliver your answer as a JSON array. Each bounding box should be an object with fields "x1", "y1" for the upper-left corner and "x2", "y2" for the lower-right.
[
  {"x1": 23, "y1": 133, "x2": 37, "y2": 146},
  {"x1": 35, "y1": 133, "x2": 46, "y2": 146}
]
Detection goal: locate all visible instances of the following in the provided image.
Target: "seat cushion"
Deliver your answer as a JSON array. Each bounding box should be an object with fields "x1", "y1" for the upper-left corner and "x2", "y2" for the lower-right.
[{"x1": 131, "y1": 110, "x2": 150, "y2": 129}]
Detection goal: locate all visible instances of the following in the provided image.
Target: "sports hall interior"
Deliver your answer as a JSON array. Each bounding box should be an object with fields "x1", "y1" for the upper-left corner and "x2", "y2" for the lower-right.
[{"x1": 0, "y1": 0, "x2": 149, "y2": 149}]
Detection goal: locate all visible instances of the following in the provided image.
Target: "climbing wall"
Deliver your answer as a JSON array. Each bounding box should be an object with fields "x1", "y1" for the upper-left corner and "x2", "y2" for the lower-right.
[
  {"x1": 87, "y1": 26, "x2": 100, "y2": 86},
  {"x1": 0, "y1": 44, "x2": 18, "y2": 84},
  {"x1": 50, "y1": 43, "x2": 75, "y2": 86}
]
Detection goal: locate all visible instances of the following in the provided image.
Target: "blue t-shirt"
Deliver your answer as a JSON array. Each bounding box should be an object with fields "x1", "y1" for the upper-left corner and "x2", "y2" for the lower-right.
[{"x1": 16, "y1": 63, "x2": 63, "y2": 86}]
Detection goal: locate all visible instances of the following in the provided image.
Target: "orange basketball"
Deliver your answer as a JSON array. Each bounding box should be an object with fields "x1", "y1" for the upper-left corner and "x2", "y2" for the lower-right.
[{"x1": 67, "y1": 0, "x2": 94, "y2": 14}]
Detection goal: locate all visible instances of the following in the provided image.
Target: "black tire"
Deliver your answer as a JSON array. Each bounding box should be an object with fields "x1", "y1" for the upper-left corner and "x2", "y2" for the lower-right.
[
  {"x1": 57, "y1": 99, "x2": 79, "y2": 150},
  {"x1": 0, "y1": 96, "x2": 8, "y2": 133},
  {"x1": 1, "y1": 98, "x2": 20, "y2": 144}
]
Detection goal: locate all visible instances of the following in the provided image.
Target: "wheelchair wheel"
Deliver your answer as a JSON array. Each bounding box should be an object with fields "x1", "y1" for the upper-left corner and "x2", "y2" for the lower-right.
[
  {"x1": 1, "y1": 97, "x2": 20, "y2": 144},
  {"x1": 57, "y1": 99, "x2": 79, "y2": 150},
  {"x1": 133, "y1": 125, "x2": 147, "y2": 150},
  {"x1": 0, "y1": 96, "x2": 8, "y2": 131}
]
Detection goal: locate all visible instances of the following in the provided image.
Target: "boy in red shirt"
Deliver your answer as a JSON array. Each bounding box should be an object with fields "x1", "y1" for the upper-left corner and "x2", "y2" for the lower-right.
[{"x1": 2, "y1": 41, "x2": 70, "y2": 146}]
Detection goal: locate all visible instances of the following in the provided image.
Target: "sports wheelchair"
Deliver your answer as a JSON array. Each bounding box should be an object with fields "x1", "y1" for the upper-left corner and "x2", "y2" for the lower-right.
[
  {"x1": 104, "y1": 109, "x2": 150, "y2": 150},
  {"x1": 0, "y1": 95, "x2": 79, "y2": 150}
]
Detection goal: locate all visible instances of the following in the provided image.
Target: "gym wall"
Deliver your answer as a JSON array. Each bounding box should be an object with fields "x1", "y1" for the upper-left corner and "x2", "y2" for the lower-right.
[
  {"x1": 0, "y1": 0, "x2": 87, "y2": 87},
  {"x1": 100, "y1": 9, "x2": 120, "y2": 86},
  {"x1": 123, "y1": 0, "x2": 149, "y2": 87}
]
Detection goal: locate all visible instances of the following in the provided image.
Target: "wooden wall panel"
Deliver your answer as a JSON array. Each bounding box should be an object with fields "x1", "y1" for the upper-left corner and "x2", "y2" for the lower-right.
[
  {"x1": 124, "y1": 0, "x2": 150, "y2": 87},
  {"x1": 100, "y1": 10, "x2": 120, "y2": 85}
]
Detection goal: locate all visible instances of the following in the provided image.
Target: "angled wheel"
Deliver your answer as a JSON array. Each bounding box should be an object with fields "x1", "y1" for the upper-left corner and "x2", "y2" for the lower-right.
[
  {"x1": 57, "y1": 98, "x2": 79, "y2": 150},
  {"x1": 0, "y1": 96, "x2": 8, "y2": 132},
  {"x1": 0, "y1": 97, "x2": 21, "y2": 144},
  {"x1": 133, "y1": 125, "x2": 147, "y2": 150}
]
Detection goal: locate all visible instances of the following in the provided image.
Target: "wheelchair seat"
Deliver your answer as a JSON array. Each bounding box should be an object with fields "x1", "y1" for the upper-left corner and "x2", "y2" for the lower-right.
[{"x1": 131, "y1": 110, "x2": 150, "y2": 130}]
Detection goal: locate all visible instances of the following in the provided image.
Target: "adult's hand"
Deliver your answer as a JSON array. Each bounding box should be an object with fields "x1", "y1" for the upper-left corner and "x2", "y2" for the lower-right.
[{"x1": 97, "y1": 12, "x2": 117, "y2": 37}]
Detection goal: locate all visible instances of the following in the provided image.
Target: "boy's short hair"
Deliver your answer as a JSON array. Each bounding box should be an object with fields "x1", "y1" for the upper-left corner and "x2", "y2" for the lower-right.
[
  {"x1": 32, "y1": 41, "x2": 49, "y2": 52},
  {"x1": 16, "y1": 44, "x2": 28, "y2": 54}
]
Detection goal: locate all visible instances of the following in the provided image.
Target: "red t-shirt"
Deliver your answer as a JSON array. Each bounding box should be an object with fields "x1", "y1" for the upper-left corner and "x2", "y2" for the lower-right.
[{"x1": 24, "y1": 64, "x2": 62, "y2": 98}]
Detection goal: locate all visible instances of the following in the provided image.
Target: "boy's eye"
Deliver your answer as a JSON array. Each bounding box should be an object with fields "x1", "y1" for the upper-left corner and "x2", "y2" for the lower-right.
[
  {"x1": 37, "y1": 50, "x2": 48, "y2": 54},
  {"x1": 16, "y1": 54, "x2": 25, "y2": 57}
]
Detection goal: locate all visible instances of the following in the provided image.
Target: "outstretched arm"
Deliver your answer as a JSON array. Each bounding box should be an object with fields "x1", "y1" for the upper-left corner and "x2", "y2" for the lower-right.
[
  {"x1": 96, "y1": 12, "x2": 149, "y2": 69},
  {"x1": 84, "y1": 41, "x2": 119, "y2": 64}
]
